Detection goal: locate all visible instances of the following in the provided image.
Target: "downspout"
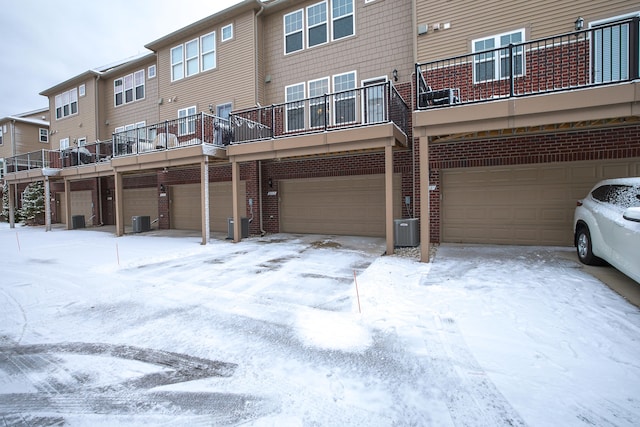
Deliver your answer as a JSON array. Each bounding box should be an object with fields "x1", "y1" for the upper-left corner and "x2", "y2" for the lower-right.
[
  {"x1": 95, "y1": 74, "x2": 105, "y2": 226},
  {"x1": 256, "y1": 5, "x2": 266, "y2": 236},
  {"x1": 411, "y1": 0, "x2": 418, "y2": 219}
]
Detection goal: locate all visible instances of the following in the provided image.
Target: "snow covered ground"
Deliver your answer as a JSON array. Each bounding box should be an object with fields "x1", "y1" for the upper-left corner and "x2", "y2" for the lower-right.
[{"x1": 1, "y1": 223, "x2": 639, "y2": 426}]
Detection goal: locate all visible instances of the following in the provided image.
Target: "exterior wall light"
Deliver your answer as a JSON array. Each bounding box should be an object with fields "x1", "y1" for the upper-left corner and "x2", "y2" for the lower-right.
[{"x1": 575, "y1": 17, "x2": 584, "y2": 31}]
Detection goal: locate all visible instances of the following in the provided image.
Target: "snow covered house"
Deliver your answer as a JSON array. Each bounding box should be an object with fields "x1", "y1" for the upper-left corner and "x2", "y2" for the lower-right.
[
  {"x1": 4, "y1": 0, "x2": 640, "y2": 262},
  {"x1": 413, "y1": 0, "x2": 640, "y2": 261}
]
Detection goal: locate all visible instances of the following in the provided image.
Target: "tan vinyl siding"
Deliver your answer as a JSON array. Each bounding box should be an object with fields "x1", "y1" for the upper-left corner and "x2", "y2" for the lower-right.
[
  {"x1": 48, "y1": 78, "x2": 98, "y2": 147},
  {"x1": 416, "y1": 0, "x2": 640, "y2": 62},
  {"x1": 262, "y1": 0, "x2": 414, "y2": 104},
  {"x1": 102, "y1": 57, "x2": 160, "y2": 137},
  {"x1": 156, "y1": 10, "x2": 257, "y2": 121}
]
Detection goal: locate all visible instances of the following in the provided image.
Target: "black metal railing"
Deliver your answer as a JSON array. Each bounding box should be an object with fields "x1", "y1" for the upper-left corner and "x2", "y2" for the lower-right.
[
  {"x1": 230, "y1": 81, "x2": 409, "y2": 144},
  {"x1": 112, "y1": 113, "x2": 230, "y2": 157},
  {"x1": 58, "y1": 140, "x2": 113, "y2": 167},
  {"x1": 416, "y1": 18, "x2": 639, "y2": 109}
]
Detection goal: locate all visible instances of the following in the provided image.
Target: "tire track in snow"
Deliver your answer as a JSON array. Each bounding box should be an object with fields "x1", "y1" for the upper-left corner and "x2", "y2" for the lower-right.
[{"x1": 432, "y1": 314, "x2": 526, "y2": 427}]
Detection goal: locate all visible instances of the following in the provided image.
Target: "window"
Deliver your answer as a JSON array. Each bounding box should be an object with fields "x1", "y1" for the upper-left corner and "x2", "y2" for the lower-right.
[
  {"x1": 285, "y1": 9, "x2": 304, "y2": 54},
  {"x1": 222, "y1": 24, "x2": 233, "y2": 42},
  {"x1": 308, "y1": 77, "x2": 329, "y2": 128},
  {"x1": 185, "y1": 39, "x2": 199, "y2": 77},
  {"x1": 285, "y1": 83, "x2": 305, "y2": 131},
  {"x1": 59, "y1": 137, "x2": 70, "y2": 150},
  {"x1": 178, "y1": 106, "x2": 197, "y2": 136},
  {"x1": 55, "y1": 88, "x2": 78, "y2": 119},
  {"x1": 115, "y1": 70, "x2": 145, "y2": 106},
  {"x1": 216, "y1": 103, "x2": 232, "y2": 119},
  {"x1": 77, "y1": 137, "x2": 87, "y2": 147},
  {"x1": 593, "y1": 17, "x2": 632, "y2": 83},
  {"x1": 134, "y1": 70, "x2": 145, "y2": 100},
  {"x1": 201, "y1": 32, "x2": 216, "y2": 71},
  {"x1": 332, "y1": 0, "x2": 354, "y2": 40},
  {"x1": 171, "y1": 45, "x2": 184, "y2": 81},
  {"x1": 472, "y1": 29, "x2": 525, "y2": 83},
  {"x1": 307, "y1": 2, "x2": 328, "y2": 48},
  {"x1": 114, "y1": 78, "x2": 123, "y2": 106},
  {"x1": 0, "y1": 128, "x2": 3, "y2": 145},
  {"x1": 333, "y1": 71, "x2": 356, "y2": 124},
  {"x1": 39, "y1": 128, "x2": 48, "y2": 143},
  {"x1": 124, "y1": 74, "x2": 134, "y2": 103},
  {"x1": 79, "y1": 84, "x2": 86, "y2": 97},
  {"x1": 148, "y1": 64, "x2": 156, "y2": 78}
]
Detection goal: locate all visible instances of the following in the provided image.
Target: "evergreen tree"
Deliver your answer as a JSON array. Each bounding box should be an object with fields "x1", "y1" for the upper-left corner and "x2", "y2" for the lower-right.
[
  {"x1": 1, "y1": 181, "x2": 20, "y2": 222},
  {"x1": 19, "y1": 181, "x2": 45, "y2": 225}
]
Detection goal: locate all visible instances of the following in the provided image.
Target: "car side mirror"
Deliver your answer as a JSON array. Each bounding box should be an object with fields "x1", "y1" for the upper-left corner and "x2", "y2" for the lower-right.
[{"x1": 623, "y1": 207, "x2": 640, "y2": 223}]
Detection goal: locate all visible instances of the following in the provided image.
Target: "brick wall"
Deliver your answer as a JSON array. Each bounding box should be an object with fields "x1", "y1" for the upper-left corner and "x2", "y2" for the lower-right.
[{"x1": 427, "y1": 124, "x2": 640, "y2": 243}]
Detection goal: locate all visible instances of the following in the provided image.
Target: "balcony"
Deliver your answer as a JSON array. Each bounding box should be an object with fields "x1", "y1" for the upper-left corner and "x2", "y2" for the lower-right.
[
  {"x1": 227, "y1": 82, "x2": 409, "y2": 161},
  {"x1": 416, "y1": 18, "x2": 639, "y2": 110}
]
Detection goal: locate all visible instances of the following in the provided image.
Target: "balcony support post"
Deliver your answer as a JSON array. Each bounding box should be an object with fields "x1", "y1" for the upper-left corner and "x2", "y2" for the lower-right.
[
  {"x1": 201, "y1": 157, "x2": 210, "y2": 245},
  {"x1": 419, "y1": 136, "x2": 430, "y2": 263},
  {"x1": 231, "y1": 158, "x2": 242, "y2": 243},
  {"x1": 385, "y1": 144, "x2": 395, "y2": 256},
  {"x1": 114, "y1": 172, "x2": 124, "y2": 237},
  {"x1": 8, "y1": 182, "x2": 16, "y2": 229},
  {"x1": 44, "y1": 177, "x2": 51, "y2": 232},
  {"x1": 64, "y1": 179, "x2": 72, "y2": 230}
]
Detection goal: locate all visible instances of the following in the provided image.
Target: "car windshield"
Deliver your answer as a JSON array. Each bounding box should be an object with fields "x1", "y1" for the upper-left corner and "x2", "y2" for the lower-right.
[{"x1": 592, "y1": 184, "x2": 640, "y2": 209}]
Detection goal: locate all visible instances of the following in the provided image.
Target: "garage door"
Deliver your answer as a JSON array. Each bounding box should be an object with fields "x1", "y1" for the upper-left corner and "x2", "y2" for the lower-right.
[
  {"x1": 58, "y1": 190, "x2": 93, "y2": 225},
  {"x1": 280, "y1": 174, "x2": 401, "y2": 237},
  {"x1": 441, "y1": 159, "x2": 640, "y2": 246},
  {"x1": 170, "y1": 182, "x2": 246, "y2": 231},
  {"x1": 123, "y1": 188, "x2": 158, "y2": 226}
]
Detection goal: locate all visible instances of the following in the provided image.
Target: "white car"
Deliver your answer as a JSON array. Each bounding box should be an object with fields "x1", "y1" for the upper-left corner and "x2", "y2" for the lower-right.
[{"x1": 573, "y1": 178, "x2": 640, "y2": 283}]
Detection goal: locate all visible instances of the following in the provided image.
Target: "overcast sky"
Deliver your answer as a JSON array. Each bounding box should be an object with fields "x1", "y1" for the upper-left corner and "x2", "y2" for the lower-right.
[{"x1": 0, "y1": 0, "x2": 244, "y2": 119}]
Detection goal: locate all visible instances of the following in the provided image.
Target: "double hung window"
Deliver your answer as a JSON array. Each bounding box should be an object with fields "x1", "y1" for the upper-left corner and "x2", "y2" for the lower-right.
[
  {"x1": 472, "y1": 29, "x2": 524, "y2": 83},
  {"x1": 114, "y1": 70, "x2": 145, "y2": 106},
  {"x1": 55, "y1": 88, "x2": 78, "y2": 119},
  {"x1": 593, "y1": 17, "x2": 633, "y2": 83},
  {"x1": 201, "y1": 32, "x2": 216, "y2": 71},
  {"x1": 178, "y1": 106, "x2": 197, "y2": 136},
  {"x1": 285, "y1": 10, "x2": 304, "y2": 54},
  {"x1": 331, "y1": 0, "x2": 354, "y2": 40},
  {"x1": 307, "y1": 2, "x2": 328, "y2": 48},
  {"x1": 309, "y1": 78, "x2": 329, "y2": 128},
  {"x1": 285, "y1": 83, "x2": 305, "y2": 131},
  {"x1": 333, "y1": 72, "x2": 356, "y2": 124}
]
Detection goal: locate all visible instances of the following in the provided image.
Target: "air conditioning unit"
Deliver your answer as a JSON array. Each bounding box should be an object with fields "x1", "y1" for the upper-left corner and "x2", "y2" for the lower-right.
[
  {"x1": 227, "y1": 217, "x2": 249, "y2": 239},
  {"x1": 394, "y1": 218, "x2": 420, "y2": 247},
  {"x1": 132, "y1": 215, "x2": 151, "y2": 233}
]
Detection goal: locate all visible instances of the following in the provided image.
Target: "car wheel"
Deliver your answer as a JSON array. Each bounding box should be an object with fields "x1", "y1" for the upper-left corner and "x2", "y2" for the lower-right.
[{"x1": 576, "y1": 226, "x2": 603, "y2": 265}]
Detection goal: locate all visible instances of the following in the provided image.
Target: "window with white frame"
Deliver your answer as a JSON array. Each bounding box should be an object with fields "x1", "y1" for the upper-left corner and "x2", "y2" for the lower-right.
[
  {"x1": 178, "y1": 106, "x2": 197, "y2": 136},
  {"x1": 148, "y1": 64, "x2": 156, "y2": 78},
  {"x1": 332, "y1": 0, "x2": 354, "y2": 40},
  {"x1": 0, "y1": 128, "x2": 3, "y2": 145},
  {"x1": 285, "y1": 10, "x2": 304, "y2": 54},
  {"x1": 308, "y1": 77, "x2": 329, "y2": 128},
  {"x1": 472, "y1": 29, "x2": 525, "y2": 83},
  {"x1": 363, "y1": 77, "x2": 386, "y2": 123},
  {"x1": 77, "y1": 137, "x2": 87, "y2": 147},
  {"x1": 333, "y1": 71, "x2": 356, "y2": 124},
  {"x1": 39, "y1": 128, "x2": 48, "y2": 143},
  {"x1": 185, "y1": 39, "x2": 199, "y2": 77},
  {"x1": 79, "y1": 84, "x2": 86, "y2": 97},
  {"x1": 55, "y1": 88, "x2": 78, "y2": 120},
  {"x1": 285, "y1": 83, "x2": 305, "y2": 131},
  {"x1": 201, "y1": 32, "x2": 216, "y2": 71},
  {"x1": 114, "y1": 70, "x2": 145, "y2": 106},
  {"x1": 59, "y1": 137, "x2": 70, "y2": 150},
  {"x1": 222, "y1": 24, "x2": 233, "y2": 42},
  {"x1": 134, "y1": 70, "x2": 145, "y2": 100},
  {"x1": 171, "y1": 45, "x2": 184, "y2": 81},
  {"x1": 307, "y1": 2, "x2": 328, "y2": 48}
]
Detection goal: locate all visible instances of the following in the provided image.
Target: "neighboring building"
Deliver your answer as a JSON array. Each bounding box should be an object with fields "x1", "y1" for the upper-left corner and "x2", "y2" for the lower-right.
[
  {"x1": 0, "y1": 108, "x2": 50, "y2": 179},
  {"x1": 414, "y1": 0, "x2": 640, "y2": 260}
]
